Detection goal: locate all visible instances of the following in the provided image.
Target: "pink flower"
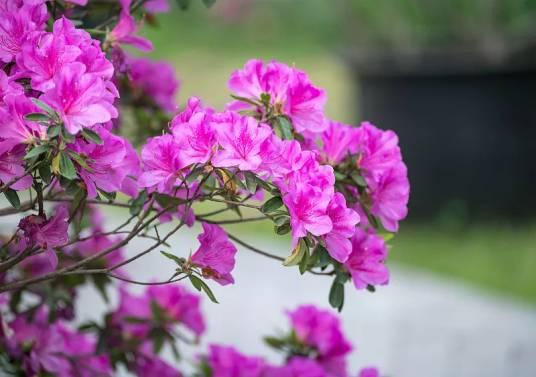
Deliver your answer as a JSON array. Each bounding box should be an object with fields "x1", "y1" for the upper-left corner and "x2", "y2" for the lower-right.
[
  {"x1": 17, "y1": 25, "x2": 81, "y2": 91},
  {"x1": 135, "y1": 347, "x2": 182, "y2": 377},
  {"x1": 283, "y1": 184, "x2": 333, "y2": 243},
  {"x1": 0, "y1": 94, "x2": 46, "y2": 146},
  {"x1": 191, "y1": 222, "x2": 237, "y2": 286},
  {"x1": 358, "y1": 367, "x2": 380, "y2": 377},
  {"x1": 40, "y1": 62, "x2": 118, "y2": 134},
  {"x1": 287, "y1": 305, "x2": 352, "y2": 376},
  {"x1": 368, "y1": 162, "x2": 409, "y2": 232},
  {"x1": 128, "y1": 55, "x2": 179, "y2": 112},
  {"x1": 0, "y1": 143, "x2": 32, "y2": 190},
  {"x1": 18, "y1": 205, "x2": 69, "y2": 269},
  {"x1": 109, "y1": 0, "x2": 153, "y2": 52},
  {"x1": 207, "y1": 344, "x2": 267, "y2": 377},
  {"x1": 0, "y1": 0, "x2": 48, "y2": 62},
  {"x1": 212, "y1": 113, "x2": 272, "y2": 171},
  {"x1": 319, "y1": 121, "x2": 359, "y2": 165},
  {"x1": 0, "y1": 70, "x2": 23, "y2": 103},
  {"x1": 323, "y1": 193, "x2": 360, "y2": 263},
  {"x1": 171, "y1": 102, "x2": 217, "y2": 166},
  {"x1": 355, "y1": 122, "x2": 402, "y2": 182},
  {"x1": 69, "y1": 126, "x2": 137, "y2": 199},
  {"x1": 75, "y1": 232, "x2": 126, "y2": 273},
  {"x1": 344, "y1": 228, "x2": 389, "y2": 290},
  {"x1": 144, "y1": 0, "x2": 170, "y2": 14},
  {"x1": 266, "y1": 357, "x2": 327, "y2": 377},
  {"x1": 138, "y1": 134, "x2": 188, "y2": 194}
]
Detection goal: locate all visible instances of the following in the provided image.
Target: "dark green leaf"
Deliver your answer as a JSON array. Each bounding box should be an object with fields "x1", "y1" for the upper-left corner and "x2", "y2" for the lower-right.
[
  {"x1": 81, "y1": 128, "x2": 103, "y2": 145},
  {"x1": 189, "y1": 275, "x2": 218, "y2": 303},
  {"x1": 230, "y1": 94, "x2": 261, "y2": 107},
  {"x1": 68, "y1": 151, "x2": 92, "y2": 171},
  {"x1": 59, "y1": 152, "x2": 77, "y2": 180},
  {"x1": 275, "y1": 222, "x2": 291, "y2": 235},
  {"x1": 97, "y1": 189, "x2": 116, "y2": 201},
  {"x1": 154, "y1": 193, "x2": 183, "y2": 209},
  {"x1": 47, "y1": 124, "x2": 61, "y2": 138},
  {"x1": 273, "y1": 216, "x2": 289, "y2": 226},
  {"x1": 261, "y1": 196, "x2": 283, "y2": 213},
  {"x1": 329, "y1": 280, "x2": 345, "y2": 312},
  {"x1": 122, "y1": 316, "x2": 148, "y2": 324},
  {"x1": 70, "y1": 188, "x2": 87, "y2": 217},
  {"x1": 244, "y1": 172, "x2": 258, "y2": 193},
  {"x1": 160, "y1": 250, "x2": 183, "y2": 265},
  {"x1": 31, "y1": 98, "x2": 56, "y2": 116},
  {"x1": 350, "y1": 172, "x2": 367, "y2": 187},
  {"x1": 4, "y1": 189, "x2": 20, "y2": 209},
  {"x1": 276, "y1": 116, "x2": 294, "y2": 140},
  {"x1": 366, "y1": 284, "x2": 376, "y2": 293},
  {"x1": 150, "y1": 300, "x2": 165, "y2": 322},
  {"x1": 298, "y1": 245, "x2": 310, "y2": 275},
  {"x1": 176, "y1": 0, "x2": 191, "y2": 10},
  {"x1": 264, "y1": 336, "x2": 286, "y2": 350},
  {"x1": 129, "y1": 191, "x2": 148, "y2": 216},
  {"x1": 24, "y1": 113, "x2": 50, "y2": 122},
  {"x1": 316, "y1": 244, "x2": 331, "y2": 268},
  {"x1": 283, "y1": 239, "x2": 307, "y2": 266},
  {"x1": 91, "y1": 274, "x2": 110, "y2": 303},
  {"x1": 38, "y1": 163, "x2": 52, "y2": 184},
  {"x1": 24, "y1": 145, "x2": 49, "y2": 160}
]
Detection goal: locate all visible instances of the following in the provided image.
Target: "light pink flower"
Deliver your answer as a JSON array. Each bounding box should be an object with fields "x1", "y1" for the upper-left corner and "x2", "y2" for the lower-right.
[
  {"x1": 191, "y1": 222, "x2": 237, "y2": 286},
  {"x1": 323, "y1": 193, "x2": 360, "y2": 263},
  {"x1": 283, "y1": 184, "x2": 333, "y2": 243},
  {"x1": 138, "y1": 134, "x2": 188, "y2": 194},
  {"x1": 212, "y1": 113, "x2": 272, "y2": 171},
  {"x1": 40, "y1": 62, "x2": 118, "y2": 134},
  {"x1": 344, "y1": 228, "x2": 389, "y2": 290},
  {"x1": 368, "y1": 162, "x2": 409, "y2": 232}
]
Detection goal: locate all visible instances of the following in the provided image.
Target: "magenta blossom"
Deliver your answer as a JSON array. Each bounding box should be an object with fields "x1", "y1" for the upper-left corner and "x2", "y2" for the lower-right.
[
  {"x1": 17, "y1": 205, "x2": 69, "y2": 269},
  {"x1": 344, "y1": 228, "x2": 389, "y2": 290},
  {"x1": 135, "y1": 345, "x2": 182, "y2": 377},
  {"x1": 191, "y1": 222, "x2": 237, "y2": 286},
  {"x1": 40, "y1": 62, "x2": 118, "y2": 134},
  {"x1": 108, "y1": 0, "x2": 153, "y2": 52},
  {"x1": 0, "y1": 143, "x2": 32, "y2": 190},
  {"x1": 288, "y1": 305, "x2": 352, "y2": 377},
  {"x1": 0, "y1": 94, "x2": 46, "y2": 146},
  {"x1": 319, "y1": 121, "x2": 359, "y2": 165},
  {"x1": 0, "y1": 70, "x2": 23, "y2": 103},
  {"x1": 138, "y1": 134, "x2": 188, "y2": 194},
  {"x1": 171, "y1": 102, "x2": 217, "y2": 166},
  {"x1": 145, "y1": 0, "x2": 170, "y2": 13},
  {"x1": 212, "y1": 113, "x2": 272, "y2": 171},
  {"x1": 368, "y1": 162, "x2": 410, "y2": 232},
  {"x1": 206, "y1": 344, "x2": 267, "y2": 377},
  {"x1": 266, "y1": 357, "x2": 328, "y2": 377},
  {"x1": 323, "y1": 193, "x2": 360, "y2": 263},
  {"x1": 0, "y1": 0, "x2": 48, "y2": 63},
  {"x1": 128, "y1": 55, "x2": 179, "y2": 112},
  {"x1": 69, "y1": 126, "x2": 138, "y2": 199},
  {"x1": 283, "y1": 184, "x2": 333, "y2": 244}
]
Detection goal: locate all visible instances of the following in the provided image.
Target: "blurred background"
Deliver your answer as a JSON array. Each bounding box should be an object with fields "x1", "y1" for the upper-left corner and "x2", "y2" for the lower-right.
[{"x1": 100, "y1": 0, "x2": 536, "y2": 375}]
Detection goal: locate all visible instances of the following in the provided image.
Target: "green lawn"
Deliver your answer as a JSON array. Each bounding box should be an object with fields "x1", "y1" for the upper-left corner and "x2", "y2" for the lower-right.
[{"x1": 134, "y1": 6, "x2": 536, "y2": 304}]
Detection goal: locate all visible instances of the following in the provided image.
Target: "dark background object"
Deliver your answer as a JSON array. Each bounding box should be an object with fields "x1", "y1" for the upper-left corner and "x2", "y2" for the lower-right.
[{"x1": 354, "y1": 54, "x2": 536, "y2": 218}]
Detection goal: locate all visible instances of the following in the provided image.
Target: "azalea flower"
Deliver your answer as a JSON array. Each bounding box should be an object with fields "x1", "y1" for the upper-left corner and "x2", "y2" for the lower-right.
[
  {"x1": 0, "y1": 143, "x2": 32, "y2": 190},
  {"x1": 108, "y1": 0, "x2": 153, "y2": 52},
  {"x1": 135, "y1": 344, "x2": 182, "y2": 377},
  {"x1": 344, "y1": 228, "x2": 389, "y2": 290},
  {"x1": 358, "y1": 367, "x2": 380, "y2": 377},
  {"x1": 190, "y1": 222, "x2": 237, "y2": 286},
  {"x1": 212, "y1": 113, "x2": 272, "y2": 171},
  {"x1": 319, "y1": 120, "x2": 359, "y2": 165},
  {"x1": 323, "y1": 193, "x2": 360, "y2": 263},
  {"x1": 207, "y1": 344, "x2": 267, "y2": 377},
  {"x1": 0, "y1": 94, "x2": 47, "y2": 146},
  {"x1": 266, "y1": 357, "x2": 327, "y2": 377}
]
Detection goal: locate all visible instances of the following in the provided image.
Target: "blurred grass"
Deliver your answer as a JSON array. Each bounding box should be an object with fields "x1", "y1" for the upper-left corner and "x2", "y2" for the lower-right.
[{"x1": 135, "y1": 4, "x2": 536, "y2": 304}]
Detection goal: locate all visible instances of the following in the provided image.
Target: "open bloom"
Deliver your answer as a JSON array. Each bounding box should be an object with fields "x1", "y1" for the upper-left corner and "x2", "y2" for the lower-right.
[
  {"x1": 323, "y1": 193, "x2": 360, "y2": 263},
  {"x1": 40, "y1": 62, "x2": 118, "y2": 134},
  {"x1": 108, "y1": 0, "x2": 153, "y2": 52},
  {"x1": 212, "y1": 113, "x2": 272, "y2": 171},
  {"x1": 0, "y1": 143, "x2": 32, "y2": 190},
  {"x1": 0, "y1": 94, "x2": 46, "y2": 146},
  {"x1": 319, "y1": 120, "x2": 359, "y2": 165},
  {"x1": 135, "y1": 344, "x2": 182, "y2": 377},
  {"x1": 266, "y1": 357, "x2": 328, "y2": 377},
  {"x1": 191, "y1": 222, "x2": 237, "y2": 286},
  {"x1": 344, "y1": 228, "x2": 389, "y2": 290},
  {"x1": 17, "y1": 205, "x2": 69, "y2": 269},
  {"x1": 206, "y1": 344, "x2": 266, "y2": 377},
  {"x1": 368, "y1": 162, "x2": 410, "y2": 232}
]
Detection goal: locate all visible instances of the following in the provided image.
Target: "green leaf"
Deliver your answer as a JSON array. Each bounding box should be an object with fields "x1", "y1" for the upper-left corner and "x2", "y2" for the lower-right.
[
  {"x1": 81, "y1": 128, "x2": 103, "y2": 145},
  {"x1": 160, "y1": 250, "x2": 183, "y2": 265},
  {"x1": 315, "y1": 244, "x2": 331, "y2": 268},
  {"x1": 154, "y1": 193, "x2": 184, "y2": 209},
  {"x1": 366, "y1": 284, "x2": 376, "y2": 293},
  {"x1": 31, "y1": 98, "x2": 56, "y2": 116},
  {"x1": 329, "y1": 280, "x2": 345, "y2": 312},
  {"x1": 261, "y1": 196, "x2": 283, "y2": 213},
  {"x1": 91, "y1": 274, "x2": 110, "y2": 303},
  {"x1": 350, "y1": 172, "x2": 367, "y2": 187},
  {"x1": 129, "y1": 191, "x2": 148, "y2": 216},
  {"x1": 4, "y1": 189, "x2": 20, "y2": 209},
  {"x1": 273, "y1": 216, "x2": 289, "y2": 226},
  {"x1": 68, "y1": 151, "x2": 92, "y2": 171},
  {"x1": 274, "y1": 222, "x2": 291, "y2": 235},
  {"x1": 283, "y1": 239, "x2": 307, "y2": 266},
  {"x1": 276, "y1": 116, "x2": 294, "y2": 140},
  {"x1": 38, "y1": 164, "x2": 52, "y2": 184},
  {"x1": 97, "y1": 189, "x2": 116, "y2": 201},
  {"x1": 202, "y1": 0, "x2": 216, "y2": 7},
  {"x1": 24, "y1": 145, "x2": 49, "y2": 160},
  {"x1": 244, "y1": 171, "x2": 258, "y2": 194},
  {"x1": 298, "y1": 245, "x2": 310, "y2": 275},
  {"x1": 70, "y1": 188, "x2": 87, "y2": 217},
  {"x1": 58, "y1": 152, "x2": 77, "y2": 180},
  {"x1": 189, "y1": 275, "x2": 219, "y2": 303},
  {"x1": 24, "y1": 113, "x2": 50, "y2": 122},
  {"x1": 47, "y1": 124, "x2": 61, "y2": 138},
  {"x1": 230, "y1": 94, "x2": 261, "y2": 107},
  {"x1": 264, "y1": 336, "x2": 286, "y2": 350},
  {"x1": 176, "y1": 0, "x2": 191, "y2": 10}
]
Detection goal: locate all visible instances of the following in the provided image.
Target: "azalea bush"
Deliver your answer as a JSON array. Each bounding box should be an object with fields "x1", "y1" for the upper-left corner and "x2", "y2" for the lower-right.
[{"x1": 0, "y1": 0, "x2": 410, "y2": 376}]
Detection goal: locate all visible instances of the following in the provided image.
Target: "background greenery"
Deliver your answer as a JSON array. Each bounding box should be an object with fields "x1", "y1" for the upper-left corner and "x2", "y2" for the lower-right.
[{"x1": 137, "y1": 1, "x2": 536, "y2": 304}]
